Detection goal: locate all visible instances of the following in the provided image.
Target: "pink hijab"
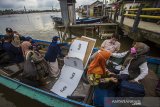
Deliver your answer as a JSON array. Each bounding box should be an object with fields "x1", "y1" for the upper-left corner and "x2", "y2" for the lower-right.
[{"x1": 21, "y1": 41, "x2": 32, "y2": 57}]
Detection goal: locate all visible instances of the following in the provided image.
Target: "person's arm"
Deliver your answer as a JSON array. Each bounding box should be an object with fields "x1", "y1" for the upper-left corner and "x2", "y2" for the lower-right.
[
  {"x1": 112, "y1": 51, "x2": 128, "y2": 58},
  {"x1": 115, "y1": 42, "x2": 121, "y2": 52},
  {"x1": 101, "y1": 40, "x2": 106, "y2": 48},
  {"x1": 134, "y1": 62, "x2": 148, "y2": 82},
  {"x1": 57, "y1": 45, "x2": 64, "y2": 57},
  {"x1": 100, "y1": 77, "x2": 117, "y2": 83}
]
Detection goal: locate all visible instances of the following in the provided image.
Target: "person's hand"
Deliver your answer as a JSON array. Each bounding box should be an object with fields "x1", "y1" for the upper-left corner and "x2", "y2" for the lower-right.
[
  {"x1": 121, "y1": 66, "x2": 125, "y2": 70},
  {"x1": 110, "y1": 77, "x2": 118, "y2": 83},
  {"x1": 108, "y1": 71, "x2": 116, "y2": 76},
  {"x1": 100, "y1": 78, "x2": 106, "y2": 83}
]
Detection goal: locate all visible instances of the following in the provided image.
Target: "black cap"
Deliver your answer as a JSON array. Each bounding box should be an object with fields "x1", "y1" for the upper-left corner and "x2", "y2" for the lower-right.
[
  {"x1": 6, "y1": 27, "x2": 13, "y2": 33},
  {"x1": 4, "y1": 35, "x2": 12, "y2": 40}
]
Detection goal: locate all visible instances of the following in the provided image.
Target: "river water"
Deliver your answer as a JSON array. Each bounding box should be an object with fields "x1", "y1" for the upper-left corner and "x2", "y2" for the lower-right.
[{"x1": 0, "y1": 12, "x2": 80, "y2": 41}]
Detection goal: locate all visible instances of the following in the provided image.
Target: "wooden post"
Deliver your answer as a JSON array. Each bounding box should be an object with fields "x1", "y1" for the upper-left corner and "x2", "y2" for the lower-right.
[
  {"x1": 84, "y1": 27, "x2": 86, "y2": 36},
  {"x1": 132, "y1": 4, "x2": 143, "y2": 32},
  {"x1": 102, "y1": 0, "x2": 104, "y2": 16},
  {"x1": 92, "y1": 27, "x2": 94, "y2": 37},
  {"x1": 68, "y1": 3, "x2": 76, "y2": 25},
  {"x1": 115, "y1": 25, "x2": 118, "y2": 37},
  {"x1": 120, "y1": 14, "x2": 125, "y2": 26},
  {"x1": 69, "y1": 27, "x2": 72, "y2": 38},
  {"x1": 114, "y1": 8, "x2": 118, "y2": 22},
  {"x1": 59, "y1": 0, "x2": 69, "y2": 27},
  {"x1": 98, "y1": 26, "x2": 99, "y2": 36},
  {"x1": 104, "y1": 0, "x2": 107, "y2": 16},
  {"x1": 107, "y1": 8, "x2": 109, "y2": 22},
  {"x1": 110, "y1": 9, "x2": 112, "y2": 21}
]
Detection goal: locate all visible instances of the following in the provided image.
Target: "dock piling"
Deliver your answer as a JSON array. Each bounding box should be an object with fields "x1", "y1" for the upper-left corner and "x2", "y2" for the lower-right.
[{"x1": 132, "y1": 4, "x2": 144, "y2": 32}]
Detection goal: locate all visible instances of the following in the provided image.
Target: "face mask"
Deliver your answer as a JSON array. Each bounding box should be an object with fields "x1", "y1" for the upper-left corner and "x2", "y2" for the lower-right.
[
  {"x1": 57, "y1": 40, "x2": 60, "y2": 44},
  {"x1": 130, "y1": 47, "x2": 137, "y2": 54}
]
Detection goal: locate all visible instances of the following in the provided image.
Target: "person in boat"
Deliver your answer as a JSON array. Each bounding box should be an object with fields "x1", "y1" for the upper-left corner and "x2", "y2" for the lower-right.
[
  {"x1": 90, "y1": 35, "x2": 121, "y2": 62},
  {"x1": 5, "y1": 27, "x2": 21, "y2": 47},
  {"x1": 25, "y1": 36, "x2": 40, "y2": 51},
  {"x1": 101, "y1": 35, "x2": 120, "y2": 53},
  {"x1": 0, "y1": 35, "x2": 10, "y2": 65},
  {"x1": 21, "y1": 41, "x2": 32, "y2": 57},
  {"x1": 0, "y1": 38, "x2": 3, "y2": 50},
  {"x1": 2, "y1": 35, "x2": 24, "y2": 64},
  {"x1": 44, "y1": 36, "x2": 63, "y2": 78},
  {"x1": 87, "y1": 49, "x2": 118, "y2": 86},
  {"x1": 21, "y1": 41, "x2": 50, "y2": 87},
  {"x1": 112, "y1": 42, "x2": 150, "y2": 83}
]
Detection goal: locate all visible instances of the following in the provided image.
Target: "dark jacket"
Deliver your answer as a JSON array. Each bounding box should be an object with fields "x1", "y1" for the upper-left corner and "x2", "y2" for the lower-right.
[
  {"x1": 44, "y1": 41, "x2": 62, "y2": 62},
  {"x1": 128, "y1": 55, "x2": 146, "y2": 79},
  {"x1": 2, "y1": 42, "x2": 24, "y2": 63}
]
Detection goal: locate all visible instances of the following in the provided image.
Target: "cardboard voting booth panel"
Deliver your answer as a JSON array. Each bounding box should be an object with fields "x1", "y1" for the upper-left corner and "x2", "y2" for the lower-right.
[
  {"x1": 51, "y1": 61, "x2": 84, "y2": 97},
  {"x1": 77, "y1": 36, "x2": 96, "y2": 68},
  {"x1": 51, "y1": 37, "x2": 96, "y2": 98},
  {"x1": 68, "y1": 40, "x2": 88, "y2": 61}
]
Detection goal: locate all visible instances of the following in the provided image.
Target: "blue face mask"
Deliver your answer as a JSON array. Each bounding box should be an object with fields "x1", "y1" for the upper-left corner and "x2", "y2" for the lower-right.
[{"x1": 57, "y1": 40, "x2": 61, "y2": 44}]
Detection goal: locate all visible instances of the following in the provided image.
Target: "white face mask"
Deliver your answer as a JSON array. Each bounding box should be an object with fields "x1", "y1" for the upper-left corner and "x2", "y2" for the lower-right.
[{"x1": 57, "y1": 40, "x2": 61, "y2": 43}]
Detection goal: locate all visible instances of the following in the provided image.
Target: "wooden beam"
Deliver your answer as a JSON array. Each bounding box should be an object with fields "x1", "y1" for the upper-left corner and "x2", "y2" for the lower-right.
[
  {"x1": 124, "y1": 14, "x2": 160, "y2": 19},
  {"x1": 69, "y1": 23, "x2": 117, "y2": 27},
  {"x1": 57, "y1": 23, "x2": 117, "y2": 28},
  {"x1": 126, "y1": 8, "x2": 160, "y2": 11}
]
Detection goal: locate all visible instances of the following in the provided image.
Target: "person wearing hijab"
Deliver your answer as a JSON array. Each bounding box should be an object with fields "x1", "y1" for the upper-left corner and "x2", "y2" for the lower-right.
[
  {"x1": 87, "y1": 50, "x2": 118, "y2": 86},
  {"x1": 21, "y1": 41, "x2": 32, "y2": 57},
  {"x1": 21, "y1": 41, "x2": 50, "y2": 86},
  {"x1": 112, "y1": 42, "x2": 150, "y2": 83},
  {"x1": 25, "y1": 36, "x2": 39, "y2": 51}
]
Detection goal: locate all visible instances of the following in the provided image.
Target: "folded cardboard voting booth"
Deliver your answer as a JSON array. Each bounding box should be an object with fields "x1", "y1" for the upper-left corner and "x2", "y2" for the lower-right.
[{"x1": 51, "y1": 36, "x2": 96, "y2": 98}]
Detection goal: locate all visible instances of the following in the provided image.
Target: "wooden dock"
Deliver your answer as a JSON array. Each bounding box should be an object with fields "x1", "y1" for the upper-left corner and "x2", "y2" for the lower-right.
[
  {"x1": 57, "y1": 23, "x2": 118, "y2": 39},
  {"x1": 116, "y1": 16, "x2": 160, "y2": 34},
  {"x1": 112, "y1": 15, "x2": 160, "y2": 44},
  {"x1": 57, "y1": 23, "x2": 117, "y2": 28}
]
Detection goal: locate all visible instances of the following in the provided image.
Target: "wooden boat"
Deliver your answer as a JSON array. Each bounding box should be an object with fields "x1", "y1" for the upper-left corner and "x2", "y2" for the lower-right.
[
  {"x1": 51, "y1": 16, "x2": 101, "y2": 25},
  {"x1": 51, "y1": 16, "x2": 63, "y2": 24},
  {"x1": 0, "y1": 37, "x2": 94, "y2": 107},
  {"x1": 0, "y1": 35, "x2": 160, "y2": 106},
  {"x1": 76, "y1": 18, "x2": 101, "y2": 24}
]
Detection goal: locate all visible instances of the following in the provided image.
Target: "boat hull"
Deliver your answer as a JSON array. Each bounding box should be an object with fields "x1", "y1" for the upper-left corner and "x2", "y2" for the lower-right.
[
  {"x1": 0, "y1": 75, "x2": 92, "y2": 107},
  {"x1": 51, "y1": 16, "x2": 101, "y2": 25}
]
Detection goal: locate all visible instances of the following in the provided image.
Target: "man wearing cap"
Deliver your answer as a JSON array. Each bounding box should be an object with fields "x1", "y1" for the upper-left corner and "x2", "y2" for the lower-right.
[
  {"x1": 44, "y1": 36, "x2": 63, "y2": 78},
  {"x1": 6, "y1": 27, "x2": 21, "y2": 47},
  {"x1": 2, "y1": 35, "x2": 24, "y2": 63}
]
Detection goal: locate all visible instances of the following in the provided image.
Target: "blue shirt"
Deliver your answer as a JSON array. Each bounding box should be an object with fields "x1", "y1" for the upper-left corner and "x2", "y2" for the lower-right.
[
  {"x1": 44, "y1": 42, "x2": 62, "y2": 62},
  {"x1": 2, "y1": 42, "x2": 24, "y2": 63}
]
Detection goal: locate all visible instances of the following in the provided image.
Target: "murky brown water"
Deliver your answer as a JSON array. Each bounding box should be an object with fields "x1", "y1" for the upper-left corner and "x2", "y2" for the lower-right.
[{"x1": 0, "y1": 85, "x2": 47, "y2": 107}]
